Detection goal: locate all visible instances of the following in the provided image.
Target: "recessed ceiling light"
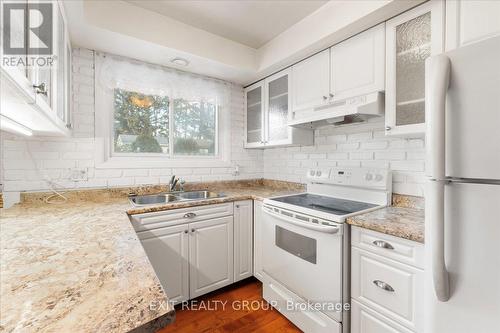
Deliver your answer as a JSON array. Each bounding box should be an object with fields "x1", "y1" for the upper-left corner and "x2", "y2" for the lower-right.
[{"x1": 170, "y1": 57, "x2": 189, "y2": 67}]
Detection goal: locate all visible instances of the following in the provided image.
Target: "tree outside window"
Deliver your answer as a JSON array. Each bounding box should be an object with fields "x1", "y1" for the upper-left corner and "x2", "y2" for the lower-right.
[{"x1": 113, "y1": 88, "x2": 216, "y2": 156}]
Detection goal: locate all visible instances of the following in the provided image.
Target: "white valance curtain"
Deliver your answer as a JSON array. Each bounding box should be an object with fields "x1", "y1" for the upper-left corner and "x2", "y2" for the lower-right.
[{"x1": 95, "y1": 52, "x2": 231, "y2": 105}]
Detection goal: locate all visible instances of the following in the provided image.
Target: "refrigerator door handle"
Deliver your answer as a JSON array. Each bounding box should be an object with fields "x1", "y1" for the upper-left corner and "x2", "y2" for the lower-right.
[
  {"x1": 425, "y1": 55, "x2": 450, "y2": 180},
  {"x1": 425, "y1": 54, "x2": 451, "y2": 302},
  {"x1": 427, "y1": 180, "x2": 450, "y2": 302}
]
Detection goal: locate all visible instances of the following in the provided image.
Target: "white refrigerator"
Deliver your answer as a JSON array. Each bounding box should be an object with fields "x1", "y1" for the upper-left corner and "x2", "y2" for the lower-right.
[{"x1": 424, "y1": 36, "x2": 500, "y2": 332}]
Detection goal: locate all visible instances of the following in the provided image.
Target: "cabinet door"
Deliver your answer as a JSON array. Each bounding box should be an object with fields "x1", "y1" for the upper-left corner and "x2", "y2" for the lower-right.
[
  {"x1": 189, "y1": 216, "x2": 234, "y2": 298},
  {"x1": 2, "y1": 0, "x2": 31, "y2": 86},
  {"x1": 446, "y1": 0, "x2": 500, "y2": 51},
  {"x1": 29, "y1": 0, "x2": 54, "y2": 109},
  {"x1": 138, "y1": 224, "x2": 190, "y2": 304},
  {"x1": 245, "y1": 82, "x2": 265, "y2": 148},
  {"x1": 351, "y1": 300, "x2": 414, "y2": 333},
  {"x1": 55, "y1": 2, "x2": 66, "y2": 123},
  {"x1": 234, "y1": 200, "x2": 253, "y2": 282},
  {"x1": 291, "y1": 49, "x2": 330, "y2": 114},
  {"x1": 351, "y1": 247, "x2": 424, "y2": 332},
  {"x1": 265, "y1": 69, "x2": 291, "y2": 146},
  {"x1": 253, "y1": 200, "x2": 264, "y2": 282},
  {"x1": 331, "y1": 23, "x2": 385, "y2": 101},
  {"x1": 385, "y1": 0, "x2": 444, "y2": 136}
]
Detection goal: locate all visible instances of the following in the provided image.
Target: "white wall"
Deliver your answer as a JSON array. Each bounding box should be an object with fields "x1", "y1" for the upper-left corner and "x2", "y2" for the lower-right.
[
  {"x1": 263, "y1": 120, "x2": 425, "y2": 197},
  {"x1": 0, "y1": 48, "x2": 263, "y2": 193},
  {"x1": 0, "y1": 48, "x2": 425, "y2": 198}
]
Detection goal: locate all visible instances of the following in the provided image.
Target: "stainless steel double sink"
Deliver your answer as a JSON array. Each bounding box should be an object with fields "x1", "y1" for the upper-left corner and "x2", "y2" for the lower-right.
[{"x1": 129, "y1": 190, "x2": 224, "y2": 206}]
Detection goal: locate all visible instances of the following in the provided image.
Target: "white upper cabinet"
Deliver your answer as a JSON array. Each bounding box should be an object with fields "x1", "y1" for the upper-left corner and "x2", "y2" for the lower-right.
[
  {"x1": 385, "y1": 0, "x2": 444, "y2": 136},
  {"x1": 330, "y1": 23, "x2": 385, "y2": 101},
  {"x1": 0, "y1": 0, "x2": 71, "y2": 136},
  {"x1": 245, "y1": 69, "x2": 313, "y2": 149},
  {"x1": 265, "y1": 70, "x2": 291, "y2": 146},
  {"x1": 445, "y1": 0, "x2": 500, "y2": 51},
  {"x1": 245, "y1": 81, "x2": 265, "y2": 148},
  {"x1": 291, "y1": 49, "x2": 330, "y2": 113}
]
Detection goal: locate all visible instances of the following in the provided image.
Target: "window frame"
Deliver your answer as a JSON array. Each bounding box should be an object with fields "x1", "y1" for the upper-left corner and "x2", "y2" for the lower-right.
[{"x1": 94, "y1": 58, "x2": 231, "y2": 169}]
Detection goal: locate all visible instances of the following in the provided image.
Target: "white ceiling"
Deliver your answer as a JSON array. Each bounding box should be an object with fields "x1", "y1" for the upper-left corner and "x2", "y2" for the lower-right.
[{"x1": 124, "y1": 0, "x2": 328, "y2": 48}]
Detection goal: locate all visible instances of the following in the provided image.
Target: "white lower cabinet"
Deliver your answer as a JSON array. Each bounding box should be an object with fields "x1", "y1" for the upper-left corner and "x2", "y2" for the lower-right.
[
  {"x1": 234, "y1": 200, "x2": 253, "y2": 282},
  {"x1": 351, "y1": 226, "x2": 424, "y2": 333},
  {"x1": 139, "y1": 224, "x2": 190, "y2": 304},
  {"x1": 189, "y1": 216, "x2": 234, "y2": 298},
  {"x1": 351, "y1": 300, "x2": 413, "y2": 333},
  {"x1": 135, "y1": 201, "x2": 255, "y2": 303},
  {"x1": 253, "y1": 200, "x2": 264, "y2": 282}
]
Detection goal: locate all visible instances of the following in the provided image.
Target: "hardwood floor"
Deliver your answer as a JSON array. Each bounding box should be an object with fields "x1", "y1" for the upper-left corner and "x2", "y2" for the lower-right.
[{"x1": 158, "y1": 278, "x2": 302, "y2": 333}]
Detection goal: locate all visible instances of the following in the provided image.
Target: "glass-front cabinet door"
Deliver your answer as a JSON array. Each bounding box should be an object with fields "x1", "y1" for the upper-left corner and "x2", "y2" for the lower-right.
[
  {"x1": 245, "y1": 82, "x2": 264, "y2": 147},
  {"x1": 265, "y1": 70, "x2": 291, "y2": 146},
  {"x1": 385, "y1": 0, "x2": 444, "y2": 136}
]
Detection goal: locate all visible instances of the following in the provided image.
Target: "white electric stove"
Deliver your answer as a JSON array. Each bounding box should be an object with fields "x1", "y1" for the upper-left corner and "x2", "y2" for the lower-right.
[{"x1": 260, "y1": 167, "x2": 392, "y2": 333}]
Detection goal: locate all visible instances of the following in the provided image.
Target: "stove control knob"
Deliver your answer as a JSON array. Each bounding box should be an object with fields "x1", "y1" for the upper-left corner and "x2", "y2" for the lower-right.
[
  {"x1": 375, "y1": 174, "x2": 383, "y2": 181},
  {"x1": 316, "y1": 170, "x2": 322, "y2": 177},
  {"x1": 310, "y1": 170, "x2": 316, "y2": 176},
  {"x1": 365, "y1": 173, "x2": 373, "y2": 181}
]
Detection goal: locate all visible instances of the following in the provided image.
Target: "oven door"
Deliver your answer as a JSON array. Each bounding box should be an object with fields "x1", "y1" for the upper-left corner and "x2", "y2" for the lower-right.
[{"x1": 261, "y1": 204, "x2": 344, "y2": 322}]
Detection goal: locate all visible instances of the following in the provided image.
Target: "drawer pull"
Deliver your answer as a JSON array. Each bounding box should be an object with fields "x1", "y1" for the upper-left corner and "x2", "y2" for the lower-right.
[
  {"x1": 183, "y1": 212, "x2": 197, "y2": 218},
  {"x1": 373, "y1": 280, "x2": 395, "y2": 292},
  {"x1": 372, "y1": 240, "x2": 394, "y2": 250}
]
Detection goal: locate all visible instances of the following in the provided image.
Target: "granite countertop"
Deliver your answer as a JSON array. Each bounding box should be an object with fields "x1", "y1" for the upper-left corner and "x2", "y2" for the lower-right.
[
  {"x1": 0, "y1": 180, "x2": 304, "y2": 333},
  {"x1": 346, "y1": 194, "x2": 425, "y2": 243}
]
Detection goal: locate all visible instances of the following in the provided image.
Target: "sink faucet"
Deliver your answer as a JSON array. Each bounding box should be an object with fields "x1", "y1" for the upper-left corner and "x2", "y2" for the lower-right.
[{"x1": 169, "y1": 175, "x2": 178, "y2": 192}]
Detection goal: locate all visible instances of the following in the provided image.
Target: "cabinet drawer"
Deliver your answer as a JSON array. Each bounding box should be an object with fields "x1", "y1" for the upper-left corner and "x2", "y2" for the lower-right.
[
  {"x1": 351, "y1": 300, "x2": 413, "y2": 333},
  {"x1": 130, "y1": 203, "x2": 234, "y2": 232},
  {"x1": 351, "y1": 226, "x2": 424, "y2": 269},
  {"x1": 351, "y1": 247, "x2": 423, "y2": 332}
]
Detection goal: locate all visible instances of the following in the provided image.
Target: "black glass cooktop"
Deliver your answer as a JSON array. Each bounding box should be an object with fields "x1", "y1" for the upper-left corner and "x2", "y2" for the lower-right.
[{"x1": 271, "y1": 193, "x2": 377, "y2": 215}]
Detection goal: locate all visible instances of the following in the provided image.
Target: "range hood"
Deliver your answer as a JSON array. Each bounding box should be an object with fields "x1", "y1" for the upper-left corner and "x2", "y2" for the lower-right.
[{"x1": 288, "y1": 92, "x2": 384, "y2": 129}]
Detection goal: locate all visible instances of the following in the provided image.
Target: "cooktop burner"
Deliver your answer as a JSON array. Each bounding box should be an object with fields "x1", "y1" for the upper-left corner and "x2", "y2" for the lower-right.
[{"x1": 271, "y1": 193, "x2": 377, "y2": 216}]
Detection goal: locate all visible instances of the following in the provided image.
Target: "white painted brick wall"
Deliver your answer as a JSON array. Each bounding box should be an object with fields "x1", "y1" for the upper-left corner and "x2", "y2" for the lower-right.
[
  {"x1": 0, "y1": 48, "x2": 263, "y2": 193},
  {"x1": 263, "y1": 119, "x2": 426, "y2": 196}
]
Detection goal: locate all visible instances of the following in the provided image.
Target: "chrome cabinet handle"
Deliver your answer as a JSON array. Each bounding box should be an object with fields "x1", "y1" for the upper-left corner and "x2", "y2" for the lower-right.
[
  {"x1": 183, "y1": 212, "x2": 196, "y2": 218},
  {"x1": 322, "y1": 95, "x2": 328, "y2": 100},
  {"x1": 372, "y1": 240, "x2": 394, "y2": 250},
  {"x1": 329, "y1": 93, "x2": 334, "y2": 98},
  {"x1": 184, "y1": 230, "x2": 188, "y2": 234},
  {"x1": 385, "y1": 126, "x2": 392, "y2": 131},
  {"x1": 33, "y1": 83, "x2": 47, "y2": 96},
  {"x1": 191, "y1": 228, "x2": 196, "y2": 233},
  {"x1": 373, "y1": 280, "x2": 395, "y2": 292}
]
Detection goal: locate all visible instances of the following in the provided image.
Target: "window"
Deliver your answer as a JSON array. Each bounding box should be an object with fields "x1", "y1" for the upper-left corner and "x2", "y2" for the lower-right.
[
  {"x1": 112, "y1": 89, "x2": 217, "y2": 157},
  {"x1": 95, "y1": 53, "x2": 231, "y2": 168}
]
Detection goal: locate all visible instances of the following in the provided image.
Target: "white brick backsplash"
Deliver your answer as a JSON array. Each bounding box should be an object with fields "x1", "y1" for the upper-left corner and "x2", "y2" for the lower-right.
[
  {"x1": 327, "y1": 152, "x2": 349, "y2": 160},
  {"x1": 94, "y1": 169, "x2": 123, "y2": 178},
  {"x1": 123, "y1": 169, "x2": 149, "y2": 177},
  {"x1": 62, "y1": 152, "x2": 93, "y2": 160},
  {"x1": 107, "y1": 177, "x2": 135, "y2": 187},
  {"x1": 374, "y1": 151, "x2": 406, "y2": 160},
  {"x1": 338, "y1": 142, "x2": 360, "y2": 150},
  {"x1": 361, "y1": 140, "x2": 389, "y2": 150},
  {"x1": 350, "y1": 152, "x2": 374, "y2": 160},
  {"x1": 263, "y1": 121, "x2": 426, "y2": 196}
]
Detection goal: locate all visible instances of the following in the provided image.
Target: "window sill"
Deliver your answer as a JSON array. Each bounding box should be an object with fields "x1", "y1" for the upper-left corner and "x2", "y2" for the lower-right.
[{"x1": 95, "y1": 156, "x2": 233, "y2": 169}]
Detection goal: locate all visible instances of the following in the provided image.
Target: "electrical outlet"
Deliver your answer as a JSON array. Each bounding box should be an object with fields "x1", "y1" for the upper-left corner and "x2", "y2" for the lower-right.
[{"x1": 67, "y1": 168, "x2": 88, "y2": 182}]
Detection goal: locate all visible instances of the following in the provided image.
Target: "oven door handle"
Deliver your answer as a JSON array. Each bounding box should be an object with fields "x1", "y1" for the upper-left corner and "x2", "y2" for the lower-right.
[{"x1": 263, "y1": 207, "x2": 341, "y2": 234}]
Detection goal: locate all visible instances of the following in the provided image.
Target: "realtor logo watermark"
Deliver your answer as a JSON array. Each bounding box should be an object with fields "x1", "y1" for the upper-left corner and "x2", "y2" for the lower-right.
[{"x1": 2, "y1": 1, "x2": 54, "y2": 67}]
